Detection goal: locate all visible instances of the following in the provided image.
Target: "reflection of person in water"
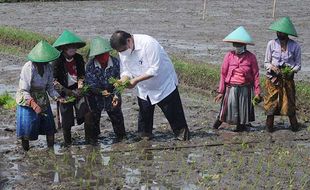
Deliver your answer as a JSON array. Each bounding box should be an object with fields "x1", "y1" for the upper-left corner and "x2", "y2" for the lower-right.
[
  {"x1": 213, "y1": 26, "x2": 261, "y2": 132},
  {"x1": 264, "y1": 17, "x2": 301, "y2": 132},
  {"x1": 16, "y1": 41, "x2": 64, "y2": 151},
  {"x1": 110, "y1": 30, "x2": 189, "y2": 141}
]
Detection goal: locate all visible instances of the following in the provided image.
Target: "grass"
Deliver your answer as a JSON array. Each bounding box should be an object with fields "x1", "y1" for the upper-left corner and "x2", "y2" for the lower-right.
[
  {"x1": 0, "y1": 26, "x2": 55, "y2": 49},
  {"x1": 171, "y1": 56, "x2": 220, "y2": 91},
  {"x1": 0, "y1": 91, "x2": 16, "y2": 110}
]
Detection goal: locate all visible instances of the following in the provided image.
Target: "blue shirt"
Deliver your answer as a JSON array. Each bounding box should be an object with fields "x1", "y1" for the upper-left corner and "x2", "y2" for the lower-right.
[{"x1": 85, "y1": 56, "x2": 120, "y2": 111}]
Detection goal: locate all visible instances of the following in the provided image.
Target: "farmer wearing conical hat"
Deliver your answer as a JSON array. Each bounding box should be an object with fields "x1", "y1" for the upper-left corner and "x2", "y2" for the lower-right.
[
  {"x1": 52, "y1": 30, "x2": 89, "y2": 146},
  {"x1": 264, "y1": 17, "x2": 301, "y2": 132},
  {"x1": 16, "y1": 41, "x2": 65, "y2": 151},
  {"x1": 213, "y1": 26, "x2": 261, "y2": 132},
  {"x1": 84, "y1": 37, "x2": 126, "y2": 144}
]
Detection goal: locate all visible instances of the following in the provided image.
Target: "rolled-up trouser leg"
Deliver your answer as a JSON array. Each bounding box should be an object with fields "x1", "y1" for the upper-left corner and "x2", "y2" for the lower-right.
[
  {"x1": 107, "y1": 108, "x2": 126, "y2": 139},
  {"x1": 157, "y1": 88, "x2": 190, "y2": 140}
]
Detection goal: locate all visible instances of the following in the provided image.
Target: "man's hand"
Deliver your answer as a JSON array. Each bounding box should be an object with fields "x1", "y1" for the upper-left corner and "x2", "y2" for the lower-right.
[{"x1": 214, "y1": 93, "x2": 223, "y2": 103}]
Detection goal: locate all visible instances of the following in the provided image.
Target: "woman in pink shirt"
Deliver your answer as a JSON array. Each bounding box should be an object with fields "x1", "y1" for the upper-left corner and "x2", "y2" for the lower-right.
[{"x1": 213, "y1": 26, "x2": 261, "y2": 132}]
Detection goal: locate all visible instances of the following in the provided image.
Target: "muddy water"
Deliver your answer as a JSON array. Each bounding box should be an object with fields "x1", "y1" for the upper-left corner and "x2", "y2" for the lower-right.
[
  {"x1": 1, "y1": 1, "x2": 310, "y2": 188},
  {"x1": 0, "y1": 51, "x2": 310, "y2": 188}
]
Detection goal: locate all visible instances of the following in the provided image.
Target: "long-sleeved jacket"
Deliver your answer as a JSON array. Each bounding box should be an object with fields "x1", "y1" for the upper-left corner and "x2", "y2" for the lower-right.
[
  {"x1": 218, "y1": 50, "x2": 261, "y2": 95},
  {"x1": 52, "y1": 52, "x2": 85, "y2": 91}
]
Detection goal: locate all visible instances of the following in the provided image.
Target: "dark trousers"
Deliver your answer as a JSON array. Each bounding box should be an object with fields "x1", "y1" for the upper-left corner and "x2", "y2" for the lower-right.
[
  {"x1": 137, "y1": 88, "x2": 188, "y2": 136},
  {"x1": 86, "y1": 108, "x2": 126, "y2": 140},
  {"x1": 59, "y1": 98, "x2": 87, "y2": 144}
]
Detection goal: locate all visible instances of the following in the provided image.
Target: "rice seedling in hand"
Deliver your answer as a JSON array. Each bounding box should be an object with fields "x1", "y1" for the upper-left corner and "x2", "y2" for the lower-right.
[
  {"x1": 64, "y1": 96, "x2": 76, "y2": 103},
  {"x1": 252, "y1": 95, "x2": 262, "y2": 106},
  {"x1": 108, "y1": 77, "x2": 131, "y2": 94}
]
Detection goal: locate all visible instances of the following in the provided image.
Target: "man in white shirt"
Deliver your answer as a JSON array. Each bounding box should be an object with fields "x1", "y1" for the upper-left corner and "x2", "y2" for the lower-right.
[{"x1": 110, "y1": 30, "x2": 189, "y2": 141}]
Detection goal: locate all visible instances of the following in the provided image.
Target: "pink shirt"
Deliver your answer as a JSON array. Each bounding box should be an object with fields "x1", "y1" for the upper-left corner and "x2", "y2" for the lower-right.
[{"x1": 218, "y1": 51, "x2": 261, "y2": 95}]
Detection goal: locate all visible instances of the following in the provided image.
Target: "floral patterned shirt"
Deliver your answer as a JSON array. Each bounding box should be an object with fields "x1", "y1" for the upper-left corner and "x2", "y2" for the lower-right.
[{"x1": 85, "y1": 56, "x2": 120, "y2": 111}]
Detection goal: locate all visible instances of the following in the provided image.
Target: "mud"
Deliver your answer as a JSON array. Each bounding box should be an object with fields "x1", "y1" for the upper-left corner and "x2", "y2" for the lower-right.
[
  {"x1": 0, "y1": 52, "x2": 310, "y2": 189},
  {"x1": 0, "y1": 0, "x2": 309, "y2": 75},
  {"x1": 0, "y1": 1, "x2": 310, "y2": 189}
]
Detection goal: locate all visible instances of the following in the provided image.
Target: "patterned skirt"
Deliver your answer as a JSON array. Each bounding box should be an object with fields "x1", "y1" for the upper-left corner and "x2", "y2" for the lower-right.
[
  {"x1": 16, "y1": 105, "x2": 56, "y2": 141},
  {"x1": 219, "y1": 84, "x2": 255, "y2": 125},
  {"x1": 264, "y1": 77, "x2": 296, "y2": 116}
]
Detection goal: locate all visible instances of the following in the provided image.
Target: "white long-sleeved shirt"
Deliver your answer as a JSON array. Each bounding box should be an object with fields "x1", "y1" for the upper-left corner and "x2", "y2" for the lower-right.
[{"x1": 119, "y1": 34, "x2": 178, "y2": 105}]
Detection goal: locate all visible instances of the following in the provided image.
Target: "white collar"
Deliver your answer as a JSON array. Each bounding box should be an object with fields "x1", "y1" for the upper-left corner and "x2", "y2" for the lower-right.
[
  {"x1": 94, "y1": 57, "x2": 113, "y2": 70},
  {"x1": 65, "y1": 57, "x2": 74, "y2": 62}
]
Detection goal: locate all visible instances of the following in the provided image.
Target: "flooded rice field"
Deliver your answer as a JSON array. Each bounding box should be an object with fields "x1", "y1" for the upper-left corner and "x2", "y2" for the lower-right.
[
  {"x1": 0, "y1": 0, "x2": 310, "y2": 189},
  {"x1": 1, "y1": 53, "x2": 310, "y2": 189}
]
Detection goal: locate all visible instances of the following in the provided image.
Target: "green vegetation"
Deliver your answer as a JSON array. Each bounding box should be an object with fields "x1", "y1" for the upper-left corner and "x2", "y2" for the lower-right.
[
  {"x1": 0, "y1": 92, "x2": 16, "y2": 110},
  {"x1": 171, "y1": 56, "x2": 220, "y2": 91},
  {"x1": 108, "y1": 77, "x2": 130, "y2": 94},
  {"x1": 0, "y1": 26, "x2": 55, "y2": 53},
  {"x1": 281, "y1": 65, "x2": 292, "y2": 75}
]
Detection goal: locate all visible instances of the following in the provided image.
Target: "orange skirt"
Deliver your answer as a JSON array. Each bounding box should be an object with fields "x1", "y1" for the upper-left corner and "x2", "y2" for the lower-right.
[{"x1": 264, "y1": 77, "x2": 296, "y2": 116}]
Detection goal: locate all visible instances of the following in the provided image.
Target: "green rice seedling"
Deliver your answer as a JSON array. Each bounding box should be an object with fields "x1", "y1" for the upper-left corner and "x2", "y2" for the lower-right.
[
  {"x1": 64, "y1": 96, "x2": 76, "y2": 103},
  {"x1": 255, "y1": 157, "x2": 263, "y2": 174},
  {"x1": 80, "y1": 84, "x2": 91, "y2": 95},
  {"x1": 79, "y1": 177, "x2": 84, "y2": 189},
  {"x1": 281, "y1": 66, "x2": 292, "y2": 76},
  {"x1": 108, "y1": 77, "x2": 130, "y2": 94},
  {"x1": 252, "y1": 95, "x2": 262, "y2": 106},
  {"x1": 301, "y1": 174, "x2": 309, "y2": 190}
]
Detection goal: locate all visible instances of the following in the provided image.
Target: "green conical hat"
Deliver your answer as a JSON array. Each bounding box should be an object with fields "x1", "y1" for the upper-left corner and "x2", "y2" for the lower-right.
[
  {"x1": 53, "y1": 29, "x2": 86, "y2": 48},
  {"x1": 27, "y1": 41, "x2": 60, "y2": 63},
  {"x1": 223, "y1": 26, "x2": 254, "y2": 45},
  {"x1": 89, "y1": 36, "x2": 112, "y2": 57},
  {"x1": 269, "y1": 17, "x2": 297, "y2": 37}
]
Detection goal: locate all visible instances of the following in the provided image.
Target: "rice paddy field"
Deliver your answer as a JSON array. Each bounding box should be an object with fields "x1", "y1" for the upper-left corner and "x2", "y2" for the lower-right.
[{"x1": 0, "y1": 1, "x2": 310, "y2": 189}]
